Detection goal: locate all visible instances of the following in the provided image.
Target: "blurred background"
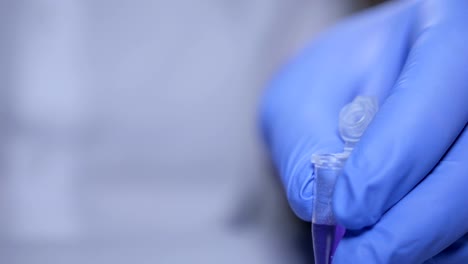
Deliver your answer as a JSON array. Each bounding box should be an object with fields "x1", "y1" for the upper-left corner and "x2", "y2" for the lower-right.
[{"x1": 0, "y1": 0, "x2": 377, "y2": 263}]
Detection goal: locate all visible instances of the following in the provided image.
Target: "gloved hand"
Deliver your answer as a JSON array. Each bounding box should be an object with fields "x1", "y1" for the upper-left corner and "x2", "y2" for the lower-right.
[{"x1": 260, "y1": 0, "x2": 468, "y2": 263}]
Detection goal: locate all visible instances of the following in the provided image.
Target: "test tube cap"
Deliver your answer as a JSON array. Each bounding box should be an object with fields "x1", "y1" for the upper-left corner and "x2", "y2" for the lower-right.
[{"x1": 339, "y1": 96, "x2": 379, "y2": 145}]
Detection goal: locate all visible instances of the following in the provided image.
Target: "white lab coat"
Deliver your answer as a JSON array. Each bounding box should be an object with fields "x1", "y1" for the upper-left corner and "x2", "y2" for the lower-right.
[{"x1": 0, "y1": 1, "x2": 358, "y2": 263}]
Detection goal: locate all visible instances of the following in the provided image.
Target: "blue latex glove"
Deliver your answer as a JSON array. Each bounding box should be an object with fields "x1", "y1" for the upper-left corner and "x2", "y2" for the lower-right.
[{"x1": 260, "y1": 0, "x2": 468, "y2": 263}]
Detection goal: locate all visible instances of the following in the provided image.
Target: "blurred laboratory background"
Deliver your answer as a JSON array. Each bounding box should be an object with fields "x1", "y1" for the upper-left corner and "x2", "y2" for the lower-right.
[{"x1": 0, "y1": 0, "x2": 374, "y2": 263}]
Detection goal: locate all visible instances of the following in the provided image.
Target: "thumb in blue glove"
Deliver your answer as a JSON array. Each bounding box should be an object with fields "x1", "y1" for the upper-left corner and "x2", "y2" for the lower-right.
[{"x1": 260, "y1": 0, "x2": 468, "y2": 263}]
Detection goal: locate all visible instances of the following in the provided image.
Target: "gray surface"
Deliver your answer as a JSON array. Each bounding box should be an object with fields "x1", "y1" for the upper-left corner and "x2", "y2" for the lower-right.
[{"x1": 0, "y1": 0, "x2": 359, "y2": 263}]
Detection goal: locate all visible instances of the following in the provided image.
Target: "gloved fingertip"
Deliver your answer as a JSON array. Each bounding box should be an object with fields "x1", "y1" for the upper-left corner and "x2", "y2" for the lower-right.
[
  {"x1": 332, "y1": 235, "x2": 380, "y2": 264},
  {"x1": 333, "y1": 170, "x2": 379, "y2": 229},
  {"x1": 287, "y1": 181, "x2": 313, "y2": 221},
  {"x1": 285, "y1": 158, "x2": 314, "y2": 221}
]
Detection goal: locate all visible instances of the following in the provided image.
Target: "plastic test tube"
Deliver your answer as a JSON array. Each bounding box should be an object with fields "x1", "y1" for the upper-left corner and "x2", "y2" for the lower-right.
[{"x1": 311, "y1": 96, "x2": 379, "y2": 264}]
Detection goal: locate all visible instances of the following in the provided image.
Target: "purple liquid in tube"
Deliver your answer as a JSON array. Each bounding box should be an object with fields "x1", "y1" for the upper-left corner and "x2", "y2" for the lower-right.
[
  {"x1": 333, "y1": 225, "x2": 346, "y2": 254},
  {"x1": 312, "y1": 223, "x2": 336, "y2": 264},
  {"x1": 312, "y1": 224, "x2": 345, "y2": 264}
]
